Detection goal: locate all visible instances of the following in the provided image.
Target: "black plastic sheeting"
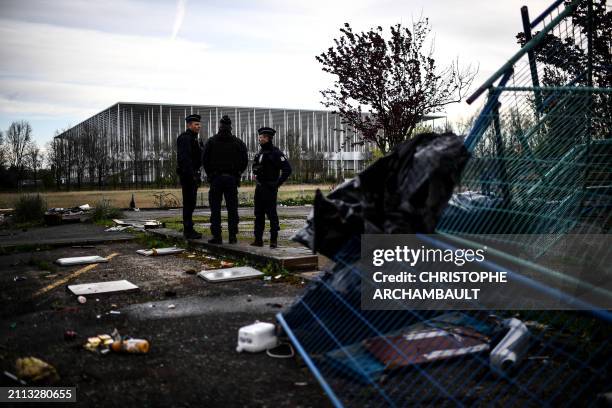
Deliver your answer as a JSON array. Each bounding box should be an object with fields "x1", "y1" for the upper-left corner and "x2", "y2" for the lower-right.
[
  {"x1": 283, "y1": 133, "x2": 470, "y2": 350},
  {"x1": 292, "y1": 132, "x2": 470, "y2": 258}
]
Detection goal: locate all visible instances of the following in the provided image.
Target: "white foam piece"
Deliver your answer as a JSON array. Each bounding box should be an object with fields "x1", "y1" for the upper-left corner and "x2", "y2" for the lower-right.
[
  {"x1": 198, "y1": 266, "x2": 264, "y2": 282},
  {"x1": 68, "y1": 280, "x2": 139, "y2": 296},
  {"x1": 55, "y1": 256, "x2": 108, "y2": 266},
  {"x1": 136, "y1": 247, "x2": 185, "y2": 256}
]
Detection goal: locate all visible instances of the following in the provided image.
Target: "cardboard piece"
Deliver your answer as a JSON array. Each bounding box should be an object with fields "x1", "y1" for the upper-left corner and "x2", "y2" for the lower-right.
[
  {"x1": 55, "y1": 256, "x2": 108, "y2": 266},
  {"x1": 198, "y1": 266, "x2": 264, "y2": 282},
  {"x1": 67, "y1": 280, "x2": 139, "y2": 296}
]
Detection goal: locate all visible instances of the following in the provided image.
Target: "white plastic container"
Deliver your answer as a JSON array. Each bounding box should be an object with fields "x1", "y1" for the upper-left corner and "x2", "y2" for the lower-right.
[
  {"x1": 490, "y1": 317, "x2": 530, "y2": 373},
  {"x1": 236, "y1": 322, "x2": 278, "y2": 353}
]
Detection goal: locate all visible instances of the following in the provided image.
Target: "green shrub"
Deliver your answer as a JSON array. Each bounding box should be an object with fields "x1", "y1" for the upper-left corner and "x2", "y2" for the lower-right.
[
  {"x1": 91, "y1": 198, "x2": 122, "y2": 222},
  {"x1": 14, "y1": 194, "x2": 46, "y2": 223}
]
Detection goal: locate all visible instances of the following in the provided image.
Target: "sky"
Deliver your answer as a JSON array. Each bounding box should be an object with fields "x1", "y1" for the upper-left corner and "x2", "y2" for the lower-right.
[{"x1": 0, "y1": 0, "x2": 555, "y2": 146}]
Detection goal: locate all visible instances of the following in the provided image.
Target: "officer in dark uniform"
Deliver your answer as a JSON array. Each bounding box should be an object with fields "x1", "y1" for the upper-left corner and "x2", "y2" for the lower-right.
[
  {"x1": 176, "y1": 114, "x2": 203, "y2": 239},
  {"x1": 251, "y1": 127, "x2": 292, "y2": 248},
  {"x1": 202, "y1": 115, "x2": 248, "y2": 244}
]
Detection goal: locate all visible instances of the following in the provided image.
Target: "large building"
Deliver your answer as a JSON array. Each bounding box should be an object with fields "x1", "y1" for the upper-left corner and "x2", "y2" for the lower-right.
[{"x1": 55, "y1": 102, "x2": 443, "y2": 185}]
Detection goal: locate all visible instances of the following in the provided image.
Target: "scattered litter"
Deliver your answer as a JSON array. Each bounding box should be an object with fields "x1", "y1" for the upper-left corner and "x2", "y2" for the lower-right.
[
  {"x1": 167, "y1": 304, "x2": 176, "y2": 309},
  {"x1": 68, "y1": 280, "x2": 139, "y2": 296},
  {"x1": 111, "y1": 304, "x2": 118, "y2": 309},
  {"x1": 220, "y1": 260, "x2": 234, "y2": 268},
  {"x1": 44, "y1": 205, "x2": 92, "y2": 225},
  {"x1": 111, "y1": 331, "x2": 150, "y2": 354},
  {"x1": 79, "y1": 204, "x2": 92, "y2": 211},
  {"x1": 84, "y1": 332, "x2": 116, "y2": 354},
  {"x1": 109, "y1": 310, "x2": 121, "y2": 315},
  {"x1": 13, "y1": 275, "x2": 27, "y2": 282},
  {"x1": 105, "y1": 226, "x2": 129, "y2": 232},
  {"x1": 198, "y1": 266, "x2": 264, "y2": 283},
  {"x1": 164, "y1": 290, "x2": 177, "y2": 298},
  {"x1": 96, "y1": 315, "x2": 101, "y2": 319},
  {"x1": 77, "y1": 296, "x2": 87, "y2": 304},
  {"x1": 55, "y1": 256, "x2": 108, "y2": 266},
  {"x1": 490, "y1": 318, "x2": 530, "y2": 374},
  {"x1": 263, "y1": 276, "x2": 272, "y2": 281},
  {"x1": 64, "y1": 330, "x2": 78, "y2": 341},
  {"x1": 266, "y1": 343, "x2": 295, "y2": 359},
  {"x1": 113, "y1": 219, "x2": 164, "y2": 230},
  {"x1": 236, "y1": 322, "x2": 278, "y2": 353},
  {"x1": 187, "y1": 255, "x2": 196, "y2": 258},
  {"x1": 136, "y1": 247, "x2": 185, "y2": 257},
  {"x1": 274, "y1": 274, "x2": 282, "y2": 280},
  {"x1": 15, "y1": 357, "x2": 60, "y2": 384}
]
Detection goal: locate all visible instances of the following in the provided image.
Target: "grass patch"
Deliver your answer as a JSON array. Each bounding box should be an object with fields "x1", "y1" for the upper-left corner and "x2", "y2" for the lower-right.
[
  {"x1": 134, "y1": 232, "x2": 182, "y2": 249},
  {"x1": 278, "y1": 195, "x2": 314, "y2": 206},
  {"x1": 91, "y1": 199, "x2": 123, "y2": 222},
  {"x1": 13, "y1": 194, "x2": 46, "y2": 224}
]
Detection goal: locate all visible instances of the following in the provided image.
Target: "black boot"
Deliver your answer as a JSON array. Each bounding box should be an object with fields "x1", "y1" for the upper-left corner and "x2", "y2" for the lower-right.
[
  {"x1": 229, "y1": 235, "x2": 237, "y2": 244},
  {"x1": 184, "y1": 230, "x2": 202, "y2": 240},
  {"x1": 270, "y1": 232, "x2": 278, "y2": 248},
  {"x1": 250, "y1": 238, "x2": 263, "y2": 247},
  {"x1": 208, "y1": 236, "x2": 222, "y2": 244}
]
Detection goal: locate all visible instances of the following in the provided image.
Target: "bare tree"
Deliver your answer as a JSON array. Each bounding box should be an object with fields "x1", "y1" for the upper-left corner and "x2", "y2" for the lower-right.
[
  {"x1": 5, "y1": 120, "x2": 32, "y2": 184},
  {"x1": 26, "y1": 141, "x2": 42, "y2": 185},
  {"x1": 45, "y1": 135, "x2": 65, "y2": 190},
  {"x1": 0, "y1": 130, "x2": 6, "y2": 170},
  {"x1": 317, "y1": 19, "x2": 476, "y2": 154}
]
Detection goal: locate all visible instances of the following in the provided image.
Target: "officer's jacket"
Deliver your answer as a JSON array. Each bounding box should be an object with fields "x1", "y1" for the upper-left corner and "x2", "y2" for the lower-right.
[
  {"x1": 202, "y1": 130, "x2": 248, "y2": 178},
  {"x1": 176, "y1": 129, "x2": 202, "y2": 177},
  {"x1": 253, "y1": 142, "x2": 292, "y2": 187}
]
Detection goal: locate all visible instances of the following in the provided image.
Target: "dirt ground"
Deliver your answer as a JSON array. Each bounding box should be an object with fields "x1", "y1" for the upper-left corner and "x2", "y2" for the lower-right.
[
  {"x1": 0, "y1": 184, "x2": 333, "y2": 209},
  {"x1": 0, "y1": 241, "x2": 331, "y2": 407}
]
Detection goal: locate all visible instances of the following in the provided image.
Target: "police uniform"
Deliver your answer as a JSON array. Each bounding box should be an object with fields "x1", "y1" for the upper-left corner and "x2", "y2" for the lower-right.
[
  {"x1": 252, "y1": 127, "x2": 292, "y2": 248},
  {"x1": 176, "y1": 114, "x2": 203, "y2": 239},
  {"x1": 202, "y1": 115, "x2": 248, "y2": 244}
]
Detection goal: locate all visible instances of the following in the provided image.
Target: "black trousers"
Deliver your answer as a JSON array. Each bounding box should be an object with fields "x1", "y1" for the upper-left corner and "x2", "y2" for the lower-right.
[
  {"x1": 209, "y1": 175, "x2": 239, "y2": 238},
  {"x1": 254, "y1": 183, "x2": 279, "y2": 240},
  {"x1": 180, "y1": 175, "x2": 198, "y2": 232}
]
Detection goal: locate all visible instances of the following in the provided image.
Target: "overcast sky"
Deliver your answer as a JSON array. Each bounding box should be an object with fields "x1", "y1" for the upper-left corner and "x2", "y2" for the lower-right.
[{"x1": 0, "y1": 0, "x2": 554, "y2": 145}]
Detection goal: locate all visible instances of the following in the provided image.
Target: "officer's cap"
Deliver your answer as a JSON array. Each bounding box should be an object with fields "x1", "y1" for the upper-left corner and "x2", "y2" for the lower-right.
[
  {"x1": 220, "y1": 115, "x2": 232, "y2": 125},
  {"x1": 258, "y1": 127, "x2": 276, "y2": 137},
  {"x1": 185, "y1": 114, "x2": 201, "y2": 123}
]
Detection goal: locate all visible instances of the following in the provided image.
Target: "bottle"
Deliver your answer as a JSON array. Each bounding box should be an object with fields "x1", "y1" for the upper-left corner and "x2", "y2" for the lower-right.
[{"x1": 111, "y1": 338, "x2": 150, "y2": 354}]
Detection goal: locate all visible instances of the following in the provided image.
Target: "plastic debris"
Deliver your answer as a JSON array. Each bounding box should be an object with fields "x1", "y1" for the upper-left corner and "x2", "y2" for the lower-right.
[
  {"x1": 136, "y1": 247, "x2": 185, "y2": 257},
  {"x1": 490, "y1": 318, "x2": 530, "y2": 374},
  {"x1": 111, "y1": 330, "x2": 150, "y2": 354},
  {"x1": 236, "y1": 322, "x2": 278, "y2": 353},
  {"x1": 291, "y1": 132, "x2": 469, "y2": 258},
  {"x1": 220, "y1": 260, "x2": 235, "y2": 268},
  {"x1": 167, "y1": 304, "x2": 176, "y2": 309},
  {"x1": 109, "y1": 310, "x2": 121, "y2": 315},
  {"x1": 55, "y1": 256, "x2": 108, "y2": 266},
  {"x1": 84, "y1": 332, "x2": 116, "y2": 354},
  {"x1": 77, "y1": 296, "x2": 87, "y2": 304},
  {"x1": 15, "y1": 357, "x2": 60, "y2": 384}
]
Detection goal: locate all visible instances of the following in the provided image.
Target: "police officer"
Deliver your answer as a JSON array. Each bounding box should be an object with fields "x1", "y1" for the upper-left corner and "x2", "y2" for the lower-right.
[
  {"x1": 202, "y1": 115, "x2": 248, "y2": 244},
  {"x1": 251, "y1": 127, "x2": 292, "y2": 248},
  {"x1": 176, "y1": 114, "x2": 203, "y2": 240}
]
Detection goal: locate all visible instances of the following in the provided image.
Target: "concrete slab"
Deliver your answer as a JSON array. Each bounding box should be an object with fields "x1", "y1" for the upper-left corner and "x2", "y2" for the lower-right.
[
  {"x1": 67, "y1": 279, "x2": 139, "y2": 296},
  {"x1": 0, "y1": 223, "x2": 135, "y2": 250},
  {"x1": 198, "y1": 266, "x2": 264, "y2": 282},
  {"x1": 149, "y1": 228, "x2": 318, "y2": 271}
]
